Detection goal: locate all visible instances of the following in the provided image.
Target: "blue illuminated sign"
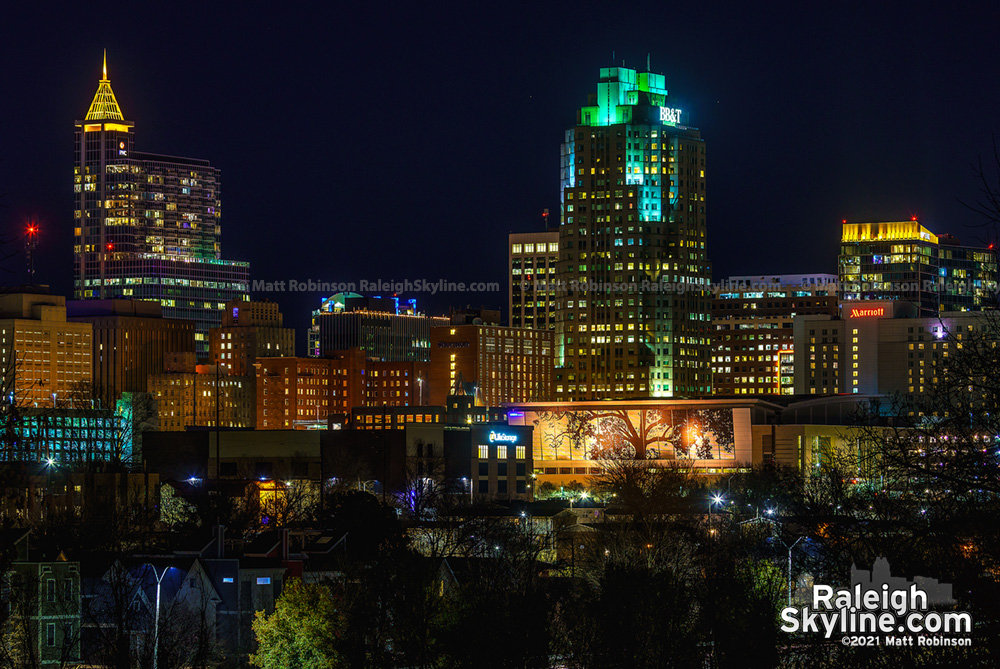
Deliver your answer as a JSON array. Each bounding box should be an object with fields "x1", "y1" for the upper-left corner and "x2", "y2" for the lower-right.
[{"x1": 488, "y1": 430, "x2": 518, "y2": 444}]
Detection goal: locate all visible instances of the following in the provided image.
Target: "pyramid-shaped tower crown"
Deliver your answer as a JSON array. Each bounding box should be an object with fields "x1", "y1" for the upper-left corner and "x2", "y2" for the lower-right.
[{"x1": 85, "y1": 51, "x2": 124, "y2": 121}]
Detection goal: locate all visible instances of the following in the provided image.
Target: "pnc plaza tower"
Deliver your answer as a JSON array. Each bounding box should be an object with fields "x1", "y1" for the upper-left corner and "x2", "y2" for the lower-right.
[{"x1": 73, "y1": 54, "x2": 249, "y2": 356}]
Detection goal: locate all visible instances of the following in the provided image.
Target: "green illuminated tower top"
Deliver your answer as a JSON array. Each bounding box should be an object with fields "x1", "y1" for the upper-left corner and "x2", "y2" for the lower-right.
[{"x1": 577, "y1": 67, "x2": 683, "y2": 127}]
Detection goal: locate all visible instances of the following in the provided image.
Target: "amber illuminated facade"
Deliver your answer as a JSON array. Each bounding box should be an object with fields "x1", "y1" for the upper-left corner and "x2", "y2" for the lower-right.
[
  {"x1": 0, "y1": 290, "x2": 92, "y2": 407},
  {"x1": 555, "y1": 67, "x2": 712, "y2": 401},
  {"x1": 428, "y1": 325, "x2": 553, "y2": 406},
  {"x1": 256, "y1": 352, "x2": 365, "y2": 429},
  {"x1": 73, "y1": 55, "x2": 249, "y2": 356},
  {"x1": 147, "y1": 358, "x2": 254, "y2": 431}
]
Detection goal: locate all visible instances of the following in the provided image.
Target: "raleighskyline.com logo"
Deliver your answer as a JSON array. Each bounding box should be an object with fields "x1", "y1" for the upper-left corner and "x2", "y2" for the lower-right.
[{"x1": 780, "y1": 558, "x2": 972, "y2": 647}]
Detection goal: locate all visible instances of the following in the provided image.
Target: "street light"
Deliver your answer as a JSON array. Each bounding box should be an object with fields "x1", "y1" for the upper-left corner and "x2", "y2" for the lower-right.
[
  {"x1": 783, "y1": 537, "x2": 804, "y2": 608},
  {"x1": 143, "y1": 564, "x2": 174, "y2": 669}
]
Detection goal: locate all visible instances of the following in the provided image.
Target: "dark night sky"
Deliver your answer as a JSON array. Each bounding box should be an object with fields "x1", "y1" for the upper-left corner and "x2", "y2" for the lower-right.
[{"x1": 4, "y1": 3, "x2": 1000, "y2": 348}]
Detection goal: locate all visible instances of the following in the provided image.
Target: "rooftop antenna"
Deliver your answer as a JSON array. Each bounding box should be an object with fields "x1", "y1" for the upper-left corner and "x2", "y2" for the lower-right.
[
  {"x1": 25, "y1": 223, "x2": 38, "y2": 284},
  {"x1": 542, "y1": 208, "x2": 550, "y2": 230},
  {"x1": 647, "y1": 53, "x2": 651, "y2": 71}
]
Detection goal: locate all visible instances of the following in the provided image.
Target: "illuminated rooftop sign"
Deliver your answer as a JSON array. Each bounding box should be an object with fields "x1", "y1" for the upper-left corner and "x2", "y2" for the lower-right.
[
  {"x1": 488, "y1": 430, "x2": 518, "y2": 444},
  {"x1": 849, "y1": 307, "x2": 885, "y2": 318},
  {"x1": 660, "y1": 107, "x2": 682, "y2": 124}
]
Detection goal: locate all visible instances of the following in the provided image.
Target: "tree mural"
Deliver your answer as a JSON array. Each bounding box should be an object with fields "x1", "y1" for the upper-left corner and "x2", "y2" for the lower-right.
[
  {"x1": 678, "y1": 408, "x2": 736, "y2": 460},
  {"x1": 534, "y1": 408, "x2": 681, "y2": 460},
  {"x1": 533, "y1": 407, "x2": 736, "y2": 461}
]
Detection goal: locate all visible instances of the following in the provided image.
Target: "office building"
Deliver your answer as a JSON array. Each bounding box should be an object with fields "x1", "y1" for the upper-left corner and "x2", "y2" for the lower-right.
[
  {"x1": 210, "y1": 299, "x2": 295, "y2": 376},
  {"x1": 67, "y1": 299, "x2": 195, "y2": 399},
  {"x1": 509, "y1": 231, "x2": 559, "y2": 329},
  {"x1": 148, "y1": 356, "x2": 254, "y2": 430},
  {"x1": 74, "y1": 55, "x2": 249, "y2": 355},
  {"x1": 839, "y1": 219, "x2": 997, "y2": 316},
  {"x1": 323, "y1": 420, "x2": 534, "y2": 500},
  {"x1": 256, "y1": 352, "x2": 365, "y2": 429},
  {"x1": 428, "y1": 324, "x2": 554, "y2": 406},
  {"x1": 0, "y1": 289, "x2": 92, "y2": 407},
  {"x1": 308, "y1": 293, "x2": 445, "y2": 361},
  {"x1": 711, "y1": 274, "x2": 838, "y2": 396},
  {"x1": 554, "y1": 66, "x2": 713, "y2": 401},
  {"x1": 0, "y1": 406, "x2": 133, "y2": 464}
]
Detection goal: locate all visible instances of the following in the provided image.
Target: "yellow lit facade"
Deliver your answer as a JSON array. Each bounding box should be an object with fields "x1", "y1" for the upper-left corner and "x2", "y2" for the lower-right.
[{"x1": 0, "y1": 292, "x2": 92, "y2": 407}]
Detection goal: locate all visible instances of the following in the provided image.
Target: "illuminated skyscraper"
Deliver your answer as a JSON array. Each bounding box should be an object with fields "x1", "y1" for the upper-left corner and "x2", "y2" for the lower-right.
[
  {"x1": 74, "y1": 54, "x2": 249, "y2": 356},
  {"x1": 555, "y1": 66, "x2": 712, "y2": 400}
]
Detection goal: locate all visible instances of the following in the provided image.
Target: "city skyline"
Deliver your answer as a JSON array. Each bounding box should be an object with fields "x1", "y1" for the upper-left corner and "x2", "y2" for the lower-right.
[{"x1": 4, "y1": 4, "x2": 1000, "y2": 344}]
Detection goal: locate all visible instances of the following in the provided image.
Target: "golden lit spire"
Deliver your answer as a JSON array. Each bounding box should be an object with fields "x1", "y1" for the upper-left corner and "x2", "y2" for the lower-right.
[{"x1": 86, "y1": 51, "x2": 124, "y2": 121}]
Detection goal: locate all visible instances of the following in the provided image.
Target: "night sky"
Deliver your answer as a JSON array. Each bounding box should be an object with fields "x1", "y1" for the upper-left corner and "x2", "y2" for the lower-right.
[{"x1": 4, "y1": 3, "x2": 1000, "y2": 349}]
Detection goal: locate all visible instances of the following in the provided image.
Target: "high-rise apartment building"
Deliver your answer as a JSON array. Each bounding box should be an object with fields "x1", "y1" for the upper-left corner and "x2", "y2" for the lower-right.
[
  {"x1": 210, "y1": 300, "x2": 294, "y2": 376},
  {"x1": 839, "y1": 219, "x2": 997, "y2": 316},
  {"x1": 0, "y1": 289, "x2": 92, "y2": 407},
  {"x1": 74, "y1": 55, "x2": 249, "y2": 355},
  {"x1": 554, "y1": 66, "x2": 712, "y2": 401},
  {"x1": 509, "y1": 231, "x2": 559, "y2": 330},
  {"x1": 711, "y1": 274, "x2": 838, "y2": 396}
]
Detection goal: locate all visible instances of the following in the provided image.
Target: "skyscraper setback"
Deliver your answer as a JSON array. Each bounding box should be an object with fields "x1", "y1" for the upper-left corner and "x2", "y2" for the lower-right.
[
  {"x1": 555, "y1": 66, "x2": 712, "y2": 400},
  {"x1": 74, "y1": 55, "x2": 249, "y2": 355}
]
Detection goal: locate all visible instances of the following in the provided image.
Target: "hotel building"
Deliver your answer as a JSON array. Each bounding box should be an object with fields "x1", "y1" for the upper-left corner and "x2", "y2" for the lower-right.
[
  {"x1": 308, "y1": 293, "x2": 445, "y2": 361},
  {"x1": 554, "y1": 66, "x2": 712, "y2": 401},
  {"x1": 256, "y1": 351, "x2": 365, "y2": 429},
  {"x1": 792, "y1": 300, "x2": 996, "y2": 396},
  {"x1": 74, "y1": 55, "x2": 249, "y2": 355}
]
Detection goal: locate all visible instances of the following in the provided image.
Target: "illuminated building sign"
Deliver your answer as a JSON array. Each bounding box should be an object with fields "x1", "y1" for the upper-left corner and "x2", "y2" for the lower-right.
[
  {"x1": 660, "y1": 107, "x2": 682, "y2": 124},
  {"x1": 488, "y1": 430, "x2": 518, "y2": 444},
  {"x1": 849, "y1": 307, "x2": 885, "y2": 318}
]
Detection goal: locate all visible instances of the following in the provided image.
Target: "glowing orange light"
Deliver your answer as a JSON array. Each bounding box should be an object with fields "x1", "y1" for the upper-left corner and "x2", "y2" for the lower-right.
[
  {"x1": 842, "y1": 219, "x2": 847, "y2": 224},
  {"x1": 106, "y1": 242, "x2": 114, "y2": 250},
  {"x1": 911, "y1": 215, "x2": 917, "y2": 221}
]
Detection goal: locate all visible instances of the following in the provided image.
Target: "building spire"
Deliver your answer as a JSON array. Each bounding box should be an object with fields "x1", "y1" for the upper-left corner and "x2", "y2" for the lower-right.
[{"x1": 85, "y1": 51, "x2": 124, "y2": 121}]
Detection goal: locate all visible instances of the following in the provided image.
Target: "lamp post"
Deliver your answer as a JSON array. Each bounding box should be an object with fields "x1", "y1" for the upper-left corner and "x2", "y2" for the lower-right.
[
  {"x1": 143, "y1": 564, "x2": 173, "y2": 669},
  {"x1": 783, "y1": 537, "x2": 804, "y2": 608}
]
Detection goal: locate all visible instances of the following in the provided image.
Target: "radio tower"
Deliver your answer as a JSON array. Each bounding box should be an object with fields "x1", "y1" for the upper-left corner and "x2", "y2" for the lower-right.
[{"x1": 25, "y1": 223, "x2": 38, "y2": 285}]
